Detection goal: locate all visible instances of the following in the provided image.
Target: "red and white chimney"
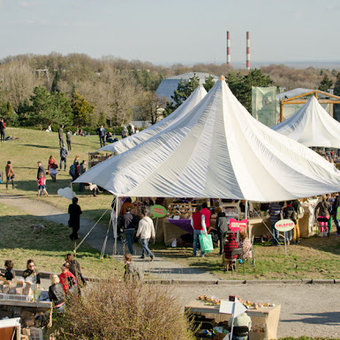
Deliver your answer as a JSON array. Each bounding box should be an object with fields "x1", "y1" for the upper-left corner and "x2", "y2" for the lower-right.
[
  {"x1": 246, "y1": 31, "x2": 250, "y2": 70},
  {"x1": 226, "y1": 31, "x2": 231, "y2": 66}
]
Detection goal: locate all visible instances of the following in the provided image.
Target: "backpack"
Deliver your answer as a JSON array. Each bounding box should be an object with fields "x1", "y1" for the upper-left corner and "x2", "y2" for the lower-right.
[{"x1": 69, "y1": 164, "x2": 75, "y2": 177}]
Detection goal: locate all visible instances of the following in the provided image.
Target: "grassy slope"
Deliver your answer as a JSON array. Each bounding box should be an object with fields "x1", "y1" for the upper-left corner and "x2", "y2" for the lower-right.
[
  {"x1": 0, "y1": 202, "x2": 123, "y2": 278},
  {"x1": 0, "y1": 127, "x2": 113, "y2": 222}
]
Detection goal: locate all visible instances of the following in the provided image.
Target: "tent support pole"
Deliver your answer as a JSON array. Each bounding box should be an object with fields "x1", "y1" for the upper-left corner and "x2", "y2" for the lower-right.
[
  {"x1": 114, "y1": 196, "x2": 119, "y2": 257},
  {"x1": 245, "y1": 200, "x2": 249, "y2": 220}
]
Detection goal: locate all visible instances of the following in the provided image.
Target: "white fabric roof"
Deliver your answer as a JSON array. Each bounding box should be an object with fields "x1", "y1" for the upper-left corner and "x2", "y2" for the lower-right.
[
  {"x1": 99, "y1": 85, "x2": 207, "y2": 153},
  {"x1": 76, "y1": 80, "x2": 340, "y2": 201},
  {"x1": 272, "y1": 96, "x2": 340, "y2": 148}
]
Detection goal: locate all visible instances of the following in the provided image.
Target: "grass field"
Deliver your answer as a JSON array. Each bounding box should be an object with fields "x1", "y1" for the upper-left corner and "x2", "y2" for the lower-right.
[
  {"x1": 152, "y1": 236, "x2": 340, "y2": 280},
  {"x1": 0, "y1": 127, "x2": 339, "y2": 280},
  {"x1": 0, "y1": 127, "x2": 114, "y2": 222},
  {"x1": 0, "y1": 201, "x2": 123, "y2": 278}
]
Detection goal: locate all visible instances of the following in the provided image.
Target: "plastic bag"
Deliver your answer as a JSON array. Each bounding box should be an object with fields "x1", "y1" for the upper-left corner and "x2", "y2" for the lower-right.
[{"x1": 199, "y1": 234, "x2": 213, "y2": 253}]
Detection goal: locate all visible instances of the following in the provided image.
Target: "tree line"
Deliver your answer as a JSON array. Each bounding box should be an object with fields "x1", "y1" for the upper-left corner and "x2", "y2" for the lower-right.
[{"x1": 0, "y1": 53, "x2": 339, "y2": 130}]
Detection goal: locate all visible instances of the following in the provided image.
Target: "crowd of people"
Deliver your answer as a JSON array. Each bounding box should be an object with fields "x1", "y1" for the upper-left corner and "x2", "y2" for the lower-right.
[{"x1": 0, "y1": 254, "x2": 86, "y2": 314}]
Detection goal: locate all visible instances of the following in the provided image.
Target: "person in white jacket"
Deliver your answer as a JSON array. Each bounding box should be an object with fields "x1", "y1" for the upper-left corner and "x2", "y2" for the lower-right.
[{"x1": 136, "y1": 208, "x2": 155, "y2": 260}]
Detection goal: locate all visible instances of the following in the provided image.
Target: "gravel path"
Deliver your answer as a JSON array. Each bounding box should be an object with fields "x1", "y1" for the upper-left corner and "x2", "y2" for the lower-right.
[{"x1": 173, "y1": 283, "x2": 340, "y2": 338}]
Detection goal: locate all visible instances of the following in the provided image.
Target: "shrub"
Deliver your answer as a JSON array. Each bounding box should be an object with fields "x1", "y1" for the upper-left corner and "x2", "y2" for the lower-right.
[{"x1": 51, "y1": 280, "x2": 194, "y2": 340}]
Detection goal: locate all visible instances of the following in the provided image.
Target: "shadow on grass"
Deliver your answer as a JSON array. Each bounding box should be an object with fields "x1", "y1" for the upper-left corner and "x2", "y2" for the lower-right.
[
  {"x1": 281, "y1": 312, "x2": 340, "y2": 325},
  {"x1": 11, "y1": 179, "x2": 73, "y2": 193},
  {"x1": 295, "y1": 235, "x2": 340, "y2": 256},
  {"x1": 23, "y1": 144, "x2": 59, "y2": 149}
]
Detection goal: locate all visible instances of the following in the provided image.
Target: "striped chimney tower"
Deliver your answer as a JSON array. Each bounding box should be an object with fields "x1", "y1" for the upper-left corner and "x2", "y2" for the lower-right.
[
  {"x1": 246, "y1": 31, "x2": 250, "y2": 70},
  {"x1": 226, "y1": 31, "x2": 231, "y2": 66}
]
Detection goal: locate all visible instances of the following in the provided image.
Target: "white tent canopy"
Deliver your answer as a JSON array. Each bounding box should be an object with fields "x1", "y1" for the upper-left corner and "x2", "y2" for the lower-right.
[
  {"x1": 272, "y1": 96, "x2": 340, "y2": 148},
  {"x1": 76, "y1": 80, "x2": 340, "y2": 201},
  {"x1": 99, "y1": 85, "x2": 207, "y2": 153}
]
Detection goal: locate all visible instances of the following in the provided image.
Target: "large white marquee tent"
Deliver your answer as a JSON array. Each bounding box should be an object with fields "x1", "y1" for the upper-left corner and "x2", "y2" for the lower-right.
[
  {"x1": 76, "y1": 80, "x2": 340, "y2": 202},
  {"x1": 99, "y1": 85, "x2": 207, "y2": 154},
  {"x1": 272, "y1": 96, "x2": 340, "y2": 148}
]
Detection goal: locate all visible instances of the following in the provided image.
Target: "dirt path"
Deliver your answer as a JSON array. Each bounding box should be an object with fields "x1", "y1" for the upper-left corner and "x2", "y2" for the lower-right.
[{"x1": 0, "y1": 193, "x2": 217, "y2": 281}]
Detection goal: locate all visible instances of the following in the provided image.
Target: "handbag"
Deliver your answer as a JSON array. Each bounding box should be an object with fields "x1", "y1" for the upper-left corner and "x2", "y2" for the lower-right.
[{"x1": 199, "y1": 234, "x2": 213, "y2": 253}]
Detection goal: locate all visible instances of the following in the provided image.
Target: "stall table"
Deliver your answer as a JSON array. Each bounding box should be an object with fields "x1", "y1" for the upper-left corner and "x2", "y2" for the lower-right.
[
  {"x1": 0, "y1": 299, "x2": 53, "y2": 328},
  {"x1": 185, "y1": 299, "x2": 281, "y2": 340}
]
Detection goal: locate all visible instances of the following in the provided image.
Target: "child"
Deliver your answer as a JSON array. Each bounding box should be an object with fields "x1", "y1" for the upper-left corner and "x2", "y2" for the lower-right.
[
  {"x1": 59, "y1": 263, "x2": 77, "y2": 294},
  {"x1": 0, "y1": 260, "x2": 15, "y2": 281},
  {"x1": 124, "y1": 254, "x2": 142, "y2": 282},
  {"x1": 224, "y1": 233, "x2": 239, "y2": 271},
  {"x1": 37, "y1": 173, "x2": 48, "y2": 197}
]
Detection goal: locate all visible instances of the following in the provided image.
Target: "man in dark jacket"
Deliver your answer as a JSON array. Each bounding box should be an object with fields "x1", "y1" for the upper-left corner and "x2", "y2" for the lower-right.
[
  {"x1": 36, "y1": 161, "x2": 46, "y2": 180},
  {"x1": 65, "y1": 253, "x2": 86, "y2": 286},
  {"x1": 332, "y1": 194, "x2": 340, "y2": 236},
  {"x1": 122, "y1": 207, "x2": 139, "y2": 254},
  {"x1": 60, "y1": 144, "x2": 69, "y2": 171},
  {"x1": 66, "y1": 130, "x2": 72, "y2": 150},
  {"x1": 98, "y1": 125, "x2": 106, "y2": 147},
  {"x1": 283, "y1": 201, "x2": 297, "y2": 244},
  {"x1": 0, "y1": 119, "x2": 6, "y2": 142},
  {"x1": 58, "y1": 124, "x2": 64, "y2": 147},
  {"x1": 68, "y1": 197, "x2": 82, "y2": 241},
  {"x1": 215, "y1": 207, "x2": 229, "y2": 255}
]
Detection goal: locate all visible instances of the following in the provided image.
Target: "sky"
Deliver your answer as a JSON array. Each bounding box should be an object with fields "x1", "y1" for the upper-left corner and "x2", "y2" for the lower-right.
[{"x1": 0, "y1": 0, "x2": 339, "y2": 66}]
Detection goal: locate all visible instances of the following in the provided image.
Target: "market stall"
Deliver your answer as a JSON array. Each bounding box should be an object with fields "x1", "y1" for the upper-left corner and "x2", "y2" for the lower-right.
[
  {"x1": 185, "y1": 297, "x2": 281, "y2": 340},
  {"x1": 0, "y1": 278, "x2": 52, "y2": 340}
]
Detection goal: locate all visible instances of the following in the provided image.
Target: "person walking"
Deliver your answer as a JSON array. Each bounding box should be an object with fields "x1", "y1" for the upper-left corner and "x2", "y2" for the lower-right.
[
  {"x1": 98, "y1": 125, "x2": 106, "y2": 147},
  {"x1": 60, "y1": 144, "x2": 69, "y2": 171},
  {"x1": 283, "y1": 201, "x2": 297, "y2": 244},
  {"x1": 333, "y1": 193, "x2": 340, "y2": 236},
  {"x1": 66, "y1": 130, "x2": 72, "y2": 151},
  {"x1": 5, "y1": 161, "x2": 15, "y2": 189},
  {"x1": 122, "y1": 206, "x2": 139, "y2": 254},
  {"x1": 201, "y1": 202, "x2": 211, "y2": 232},
  {"x1": 268, "y1": 202, "x2": 283, "y2": 245},
  {"x1": 78, "y1": 160, "x2": 87, "y2": 191},
  {"x1": 36, "y1": 161, "x2": 46, "y2": 180},
  {"x1": 190, "y1": 205, "x2": 208, "y2": 257},
  {"x1": 215, "y1": 207, "x2": 229, "y2": 255},
  {"x1": 68, "y1": 197, "x2": 82, "y2": 241},
  {"x1": 47, "y1": 155, "x2": 58, "y2": 182},
  {"x1": 136, "y1": 208, "x2": 155, "y2": 260},
  {"x1": 58, "y1": 124, "x2": 64, "y2": 147},
  {"x1": 37, "y1": 173, "x2": 48, "y2": 197},
  {"x1": 315, "y1": 195, "x2": 331, "y2": 237},
  {"x1": 0, "y1": 119, "x2": 6, "y2": 142}
]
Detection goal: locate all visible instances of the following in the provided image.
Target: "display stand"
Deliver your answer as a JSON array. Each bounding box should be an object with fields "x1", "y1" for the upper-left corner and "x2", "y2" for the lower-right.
[{"x1": 185, "y1": 299, "x2": 281, "y2": 340}]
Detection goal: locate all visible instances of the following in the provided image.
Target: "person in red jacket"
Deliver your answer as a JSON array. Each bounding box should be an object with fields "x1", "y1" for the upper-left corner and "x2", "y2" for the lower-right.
[
  {"x1": 201, "y1": 202, "x2": 211, "y2": 232},
  {"x1": 191, "y1": 205, "x2": 207, "y2": 257},
  {"x1": 224, "y1": 233, "x2": 239, "y2": 271},
  {"x1": 59, "y1": 264, "x2": 77, "y2": 294}
]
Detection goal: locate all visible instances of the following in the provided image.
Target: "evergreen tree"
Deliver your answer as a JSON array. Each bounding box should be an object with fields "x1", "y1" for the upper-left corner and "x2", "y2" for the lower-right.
[
  {"x1": 71, "y1": 90, "x2": 95, "y2": 127},
  {"x1": 226, "y1": 69, "x2": 273, "y2": 113},
  {"x1": 318, "y1": 74, "x2": 333, "y2": 92},
  {"x1": 203, "y1": 75, "x2": 216, "y2": 92},
  {"x1": 51, "y1": 71, "x2": 61, "y2": 93},
  {"x1": 164, "y1": 74, "x2": 200, "y2": 115}
]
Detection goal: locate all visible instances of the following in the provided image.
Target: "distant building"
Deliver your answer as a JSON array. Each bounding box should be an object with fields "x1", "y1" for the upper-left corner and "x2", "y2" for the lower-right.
[{"x1": 156, "y1": 72, "x2": 218, "y2": 102}]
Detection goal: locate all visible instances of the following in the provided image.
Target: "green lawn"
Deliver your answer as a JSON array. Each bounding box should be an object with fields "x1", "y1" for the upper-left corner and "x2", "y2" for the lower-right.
[
  {"x1": 0, "y1": 202, "x2": 123, "y2": 278},
  {"x1": 152, "y1": 236, "x2": 340, "y2": 280},
  {"x1": 0, "y1": 127, "x2": 114, "y2": 222}
]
